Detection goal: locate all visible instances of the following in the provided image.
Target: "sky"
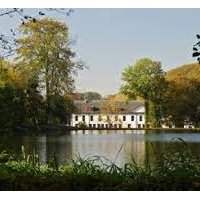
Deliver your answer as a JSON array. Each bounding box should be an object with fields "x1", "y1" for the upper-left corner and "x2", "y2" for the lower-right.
[{"x1": 0, "y1": 8, "x2": 200, "y2": 95}]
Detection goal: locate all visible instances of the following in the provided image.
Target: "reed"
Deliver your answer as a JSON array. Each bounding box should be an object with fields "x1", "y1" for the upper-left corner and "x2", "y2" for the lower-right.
[{"x1": 0, "y1": 144, "x2": 200, "y2": 190}]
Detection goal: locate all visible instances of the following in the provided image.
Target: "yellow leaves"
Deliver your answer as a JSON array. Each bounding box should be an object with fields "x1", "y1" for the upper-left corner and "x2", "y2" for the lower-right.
[
  {"x1": 20, "y1": 18, "x2": 68, "y2": 40},
  {"x1": 0, "y1": 59, "x2": 27, "y2": 89},
  {"x1": 166, "y1": 63, "x2": 200, "y2": 84},
  {"x1": 101, "y1": 93, "x2": 128, "y2": 114},
  {"x1": 105, "y1": 93, "x2": 128, "y2": 102},
  {"x1": 17, "y1": 18, "x2": 69, "y2": 65},
  {"x1": 166, "y1": 63, "x2": 200, "y2": 99}
]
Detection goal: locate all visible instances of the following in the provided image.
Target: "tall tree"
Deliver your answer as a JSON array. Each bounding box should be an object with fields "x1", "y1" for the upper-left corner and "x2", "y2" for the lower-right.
[
  {"x1": 16, "y1": 18, "x2": 84, "y2": 123},
  {"x1": 121, "y1": 58, "x2": 167, "y2": 127}
]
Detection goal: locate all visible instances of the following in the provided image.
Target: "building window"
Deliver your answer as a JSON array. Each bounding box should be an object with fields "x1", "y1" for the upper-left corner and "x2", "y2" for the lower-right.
[
  {"x1": 90, "y1": 115, "x2": 93, "y2": 121},
  {"x1": 98, "y1": 124, "x2": 101, "y2": 128},
  {"x1": 119, "y1": 124, "x2": 122, "y2": 128},
  {"x1": 128, "y1": 124, "x2": 131, "y2": 128},
  {"x1": 75, "y1": 115, "x2": 78, "y2": 121},
  {"x1": 101, "y1": 124, "x2": 104, "y2": 128},
  {"x1": 123, "y1": 116, "x2": 126, "y2": 121},
  {"x1": 114, "y1": 124, "x2": 117, "y2": 129},
  {"x1": 115, "y1": 115, "x2": 118, "y2": 121},
  {"x1": 139, "y1": 115, "x2": 143, "y2": 121},
  {"x1": 89, "y1": 124, "x2": 92, "y2": 128},
  {"x1": 82, "y1": 115, "x2": 85, "y2": 122},
  {"x1": 98, "y1": 115, "x2": 102, "y2": 121},
  {"x1": 105, "y1": 124, "x2": 109, "y2": 128},
  {"x1": 131, "y1": 115, "x2": 134, "y2": 121},
  {"x1": 93, "y1": 124, "x2": 96, "y2": 128}
]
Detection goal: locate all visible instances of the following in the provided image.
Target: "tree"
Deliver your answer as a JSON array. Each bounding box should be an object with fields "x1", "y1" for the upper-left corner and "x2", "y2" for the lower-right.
[
  {"x1": 23, "y1": 81, "x2": 45, "y2": 127},
  {"x1": 49, "y1": 95, "x2": 76, "y2": 124},
  {"x1": 0, "y1": 8, "x2": 74, "y2": 58},
  {"x1": 121, "y1": 58, "x2": 167, "y2": 127},
  {"x1": 0, "y1": 58, "x2": 75, "y2": 128},
  {"x1": 0, "y1": 59, "x2": 26, "y2": 128},
  {"x1": 0, "y1": 11, "x2": 83, "y2": 129},
  {"x1": 16, "y1": 18, "x2": 84, "y2": 123},
  {"x1": 80, "y1": 91, "x2": 102, "y2": 101},
  {"x1": 101, "y1": 93, "x2": 128, "y2": 114},
  {"x1": 165, "y1": 63, "x2": 200, "y2": 127},
  {"x1": 164, "y1": 75, "x2": 200, "y2": 127}
]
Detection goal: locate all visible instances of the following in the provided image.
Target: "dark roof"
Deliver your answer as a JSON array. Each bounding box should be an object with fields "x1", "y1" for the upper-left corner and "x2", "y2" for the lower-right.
[{"x1": 73, "y1": 100, "x2": 144, "y2": 114}]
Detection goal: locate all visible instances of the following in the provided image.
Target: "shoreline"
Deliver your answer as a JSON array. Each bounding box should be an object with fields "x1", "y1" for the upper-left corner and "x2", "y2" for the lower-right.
[
  {"x1": 69, "y1": 127, "x2": 200, "y2": 134},
  {"x1": 1, "y1": 125, "x2": 200, "y2": 134},
  {"x1": 13, "y1": 125, "x2": 200, "y2": 133},
  {"x1": 70, "y1": 127, "x2": 200, "y2": 131}
]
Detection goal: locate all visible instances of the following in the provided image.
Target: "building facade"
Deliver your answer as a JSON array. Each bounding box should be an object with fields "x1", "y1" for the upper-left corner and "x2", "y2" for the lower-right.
[{"x1": 71, "y1": 100, "x2": 145, "y2": 128}]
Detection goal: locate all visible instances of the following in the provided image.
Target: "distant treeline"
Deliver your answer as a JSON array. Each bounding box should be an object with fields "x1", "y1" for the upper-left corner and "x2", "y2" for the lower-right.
[{"x1": 121, "y1": 59, "x2": 200, "y2": 128}]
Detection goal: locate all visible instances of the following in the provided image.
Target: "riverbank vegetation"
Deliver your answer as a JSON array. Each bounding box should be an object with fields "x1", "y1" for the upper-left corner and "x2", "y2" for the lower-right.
[
  {"x1": 0, "y1": 144, "x2": 200, "y2": 190},
  {"x1": 164, "y1": 63, "x2": 200, "y2": 127},
  {"x1": 0, "y1": 17, "x2": 84, "y2": 131},
  {"x1": 121, "y1": 59, "x2": 200, "y2": 128}
]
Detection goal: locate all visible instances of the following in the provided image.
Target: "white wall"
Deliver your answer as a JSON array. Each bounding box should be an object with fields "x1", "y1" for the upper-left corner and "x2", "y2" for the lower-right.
[{"x1": 71, "y1": 113, "x2": 145, "y2": 128}]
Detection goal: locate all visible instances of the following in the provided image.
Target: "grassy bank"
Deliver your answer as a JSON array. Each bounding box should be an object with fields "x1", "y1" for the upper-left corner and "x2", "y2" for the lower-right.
[{"x1": 0, "y1": 144, "x2": 200, "y2": 191}]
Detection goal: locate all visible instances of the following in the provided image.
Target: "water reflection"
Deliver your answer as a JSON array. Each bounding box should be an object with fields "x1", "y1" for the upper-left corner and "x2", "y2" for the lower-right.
[
  {"x1": 1, "y1": 130, "x2": 200, "y2": 166},
  {"x1": 71, "y1": 130, "x2": 145, "y2": 166}
]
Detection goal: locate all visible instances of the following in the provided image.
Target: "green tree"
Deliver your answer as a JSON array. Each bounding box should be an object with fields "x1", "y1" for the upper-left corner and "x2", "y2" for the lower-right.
[
  {"x1": 0, "y1": 59, "x2": 26, "y2": 128},
  {"x1": 164, "y1": 63, "x2": 200, "y2": 127},
  {"x1": 49, "y1": 95, "x2": 75, "y2": 124},
  {"x1": 163, "y1": 77, "x2": 200, "y2": 127},
  {"x1": 23, "y1": 81, "x2": 45, "y2": 127},
  {"x1": 121, "y1": 58, "x2": 167, "y2": 127},
  {"x1": 16, "y1": 18, "x2": 83, "y2": 123}
]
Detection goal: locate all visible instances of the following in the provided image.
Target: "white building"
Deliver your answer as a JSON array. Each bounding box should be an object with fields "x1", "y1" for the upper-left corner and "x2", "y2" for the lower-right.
[{"x1": 71, "y1": 100, "x2": 145, "y2": 128}]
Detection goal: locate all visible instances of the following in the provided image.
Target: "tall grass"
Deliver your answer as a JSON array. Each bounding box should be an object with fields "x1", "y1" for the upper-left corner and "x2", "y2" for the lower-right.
[{"x1": 0, "y1": 143, "x2": 200, "y2": 190}]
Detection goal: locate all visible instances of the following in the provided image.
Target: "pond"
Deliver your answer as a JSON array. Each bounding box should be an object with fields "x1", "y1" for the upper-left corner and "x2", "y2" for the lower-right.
[{"x1": 1, "y1": 130, "x2": 200, "y2": 167}]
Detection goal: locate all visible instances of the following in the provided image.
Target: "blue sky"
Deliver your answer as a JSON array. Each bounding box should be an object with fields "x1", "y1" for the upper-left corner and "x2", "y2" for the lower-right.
[
  {"x1": 0, "y1": 9, "x2": 199, "y2": 95},
  {"x1": 67, "y1": 9, "x2": 200, "y2": 95}
]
